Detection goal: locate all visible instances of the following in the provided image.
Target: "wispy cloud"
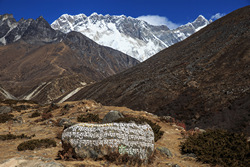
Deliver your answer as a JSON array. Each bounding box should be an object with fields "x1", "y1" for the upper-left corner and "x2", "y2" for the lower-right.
[
  {"x1": 137, "y1": 15, "x2": 180, "y2": 30},
  {"x1": 210, "y1": 13, "x2": 225, "y2": 21}
]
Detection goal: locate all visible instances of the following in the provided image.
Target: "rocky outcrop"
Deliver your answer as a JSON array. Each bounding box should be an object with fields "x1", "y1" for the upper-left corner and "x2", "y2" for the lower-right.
[
  {"x1": 0, "y1": 14, "x2": 64, "y2": 45},
  {"x1": 157, "y1": 147, "x2": 173, "y2": 157},
  {"x1": 0, "y1": 106, "x2": 12, "y2": 114},
  {"x1": 102, "y1": 110, "x2": 124, "y2": 123},
  {"x1": 61, "y1": 123, "x2": 154, "y2": 162}
]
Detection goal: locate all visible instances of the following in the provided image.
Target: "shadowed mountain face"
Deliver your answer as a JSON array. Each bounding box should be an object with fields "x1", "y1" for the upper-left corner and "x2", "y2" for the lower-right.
[
  {"x1": 0, "y1": 15, "x2": 139, "y2": 103},
  {"x1": 69, "y1": 6, "x2": 250, "y2": 134}
]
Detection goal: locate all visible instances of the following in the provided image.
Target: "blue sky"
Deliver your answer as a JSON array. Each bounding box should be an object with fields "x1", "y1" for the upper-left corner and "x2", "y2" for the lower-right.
[{"x1": 0, "y1": 0, "x2": 249, "y2": 29}]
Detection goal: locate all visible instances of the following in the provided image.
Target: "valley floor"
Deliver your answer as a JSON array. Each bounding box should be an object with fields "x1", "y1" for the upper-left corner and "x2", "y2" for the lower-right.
[{"x1": 0, "y1": 100, "x2": 211, "y2": 167}]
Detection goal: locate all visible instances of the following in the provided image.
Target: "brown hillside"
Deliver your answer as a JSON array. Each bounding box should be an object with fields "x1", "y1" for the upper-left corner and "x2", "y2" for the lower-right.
[
  {"x1": 69, "y1": 6, "x2": 250, "y2": 134},
  {"x1": 0, "y1": 15, "x2": 139, "y2": 103}
]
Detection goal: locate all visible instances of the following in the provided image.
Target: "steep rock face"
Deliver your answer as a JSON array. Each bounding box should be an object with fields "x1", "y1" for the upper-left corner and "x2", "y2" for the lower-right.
[
  {"x1": 0, "y1": 15, "x2": 139, "y2": 103},
  {"x1": 68, "y1": 6, "x2": 250, "y2": 134},
  {"x1": 51, "y1": 13, "x2": 210, "y2": 61},
  {"x1": 0, "y1": 14, "x2": 64, "y2": 45}
]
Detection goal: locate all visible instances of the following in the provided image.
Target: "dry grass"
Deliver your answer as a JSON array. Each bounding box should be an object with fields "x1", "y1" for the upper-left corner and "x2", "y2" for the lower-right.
[{"x1": 0, "y1": 100, "x2": 210, "y2": 167}]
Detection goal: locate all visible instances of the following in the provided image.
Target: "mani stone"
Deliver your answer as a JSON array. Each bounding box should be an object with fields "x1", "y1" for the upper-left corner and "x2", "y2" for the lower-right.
[
  {"x1": 61, "y1": 122, "x2": 155, "y2": 162},
  {"x1": 102, "y1": 110, "x2": 124, "y2": 123}
]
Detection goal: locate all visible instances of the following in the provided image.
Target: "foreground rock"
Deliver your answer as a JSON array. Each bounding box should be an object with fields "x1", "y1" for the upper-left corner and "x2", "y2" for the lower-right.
[
  {"x1": 0, "y1": 157, "x2": 64, "y2": 167},
  {"x1": 101, "y1": 110, "x2": 124, "y2": 123},
  {"x1": 0, "y1": 106, "x2": 12, "y2": 114},
  {"x1": 61, "y1": 122, "x2": 154, "y2": 163}
]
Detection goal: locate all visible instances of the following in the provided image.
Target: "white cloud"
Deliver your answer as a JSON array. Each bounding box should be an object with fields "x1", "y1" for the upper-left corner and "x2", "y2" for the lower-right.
[
  {"x1": 210, "y1": 13, "x2": 225, "y2": 21},
  {"x1": 137, "y1": 15, "x2": 180, "y2": 30}
]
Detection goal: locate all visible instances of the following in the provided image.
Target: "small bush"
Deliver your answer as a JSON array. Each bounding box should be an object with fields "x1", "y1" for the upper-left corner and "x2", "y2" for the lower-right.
[
  {"x1": 17, "y1": 138, "x2": 56, "y2": 151},
  {"x1": 114, "y1": 117, "x2": 164, "y2": 142},
  {"x1": 42, "y1": 112, "x2": 53, "y2": 120},
  {"x1": 0, "y1": 134, "x2": 35, "y2": 140},
  {"x1": 49, "y1": 103, "x2": 60, "y2": 110},
  {"x1": 77, "y1": 113, "x2": 101, "y2": 123},
  {"x1": 30, "y1": 111, "x2": 41, "y2": 118},
  {"x1": 13, "y1": 105, "x2": 32, "y2": 112},
  {"x1": 105, "y1": 152, "x2": 143, "y2": 166},
  {"x1": 0, "y1": 113, "x2": 14, "y2": 123},
  {"x1": 181, "y1": 129, "x2": 250, "y2": 167},
  {"x1": 176, "y1": 121, "x2": 186, "y2": 130}
]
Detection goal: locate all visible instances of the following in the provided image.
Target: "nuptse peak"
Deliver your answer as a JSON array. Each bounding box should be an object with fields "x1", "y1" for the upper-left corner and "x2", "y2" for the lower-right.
[{"x1": 51, "y1": 13, "x2": 211, "y2": 61}]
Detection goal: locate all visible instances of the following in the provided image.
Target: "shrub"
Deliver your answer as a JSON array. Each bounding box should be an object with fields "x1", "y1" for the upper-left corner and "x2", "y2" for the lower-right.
[
  {"x1": 17, "y1": 138, "x2": 56, "y2": 151},
  {"x1": 176, "y1": 121, "x2": 186, "y2": 130},
  {"x1": 0, "y1": 113, "x2": 14, "y2": 123},
  {"x1": 77, "y1": 113, "x2": 101, "y2": 123},
  {"x1": 114, "y1": 117, "x2": 164, "y2": 142},
  {"x1": 30, "y1": 111, "x2": 41, "y2": 118},
  {"x1": 13, "y1": 105, "x2": 32, "y2": 112},
  {"x1": 181, "y1": 129, "x2": 250, "y2": 167},
  {"x1": 0, "y1": 134, "x2": 35, "y2": 140},
  {"x1": 41, "y1": 112, "x2": 53, "y2": 120},
  {"x1": 105, "y1": 152, "x2": 143, "y2": 166}
]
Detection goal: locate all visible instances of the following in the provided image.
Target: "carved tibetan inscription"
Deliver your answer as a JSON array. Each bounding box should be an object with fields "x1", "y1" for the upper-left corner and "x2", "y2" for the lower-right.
[{"x1": 62, "y1": 122, "x2": 155, "y2": 160}]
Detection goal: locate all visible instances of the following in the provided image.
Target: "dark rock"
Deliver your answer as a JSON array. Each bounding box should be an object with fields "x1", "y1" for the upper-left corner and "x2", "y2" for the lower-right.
[
  {"x1": 58, "y1": 118, "x2": 72, "y2": 127},
  {"x1": 63, "y1": 104, "x2": 74, "y2": 111},
  {"x1": 0, "y1": 106, "x2": 12, "y2": 114},
  {"x1": 49, "y1": 103, "x2": 60, "y2": 110},
  {"x1": 172, "y1": 164, "x2": 181, "y2": 167},
  {"x1": 102, "y1": 110, "x2": 124, "y2": 123},
  {"x1": 157, "y1": 147, "x2": 173, "y2": 157},
  {"x1": 14, "y1": 116, "x2": 24, "y2": 124},
  {"x1": 160, "y1": 116, "x2": 174, "y2": 123},
  {"x1": 181, "y1": 153, "x2": 197, "y2": 158}
]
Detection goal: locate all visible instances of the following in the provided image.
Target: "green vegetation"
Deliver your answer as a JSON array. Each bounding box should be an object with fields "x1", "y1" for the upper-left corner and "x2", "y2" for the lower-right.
[
  {"x1": 0, "y1": 113, "x2": 14, "y2": 123},
  {"x1": 114, "y1": 117, "x2": 164, "y2": 142},
  {"x1": 17, "y1": 138, "x2": 56, "y2": 151},
  {"x1": 181, "y1": 129, "x2": 250, "y2": 167},
  {"x1": 77, "y1": 113, "x2": 101, "y2": 123},
  {"x1": 0, "y1": 134, "x2": 35, "y2": 140}
]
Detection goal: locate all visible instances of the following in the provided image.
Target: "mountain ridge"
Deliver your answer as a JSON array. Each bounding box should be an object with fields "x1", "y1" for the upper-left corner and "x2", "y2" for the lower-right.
[
  {"x1": 51, "y1": 13, "x2": 210, "y2": 61},
  {"x1": 0, "y1": 14, "x2": 139, "y2": 103},
  {"x1": 67, "y1": 6, "x2": 250, "y2": 134}
]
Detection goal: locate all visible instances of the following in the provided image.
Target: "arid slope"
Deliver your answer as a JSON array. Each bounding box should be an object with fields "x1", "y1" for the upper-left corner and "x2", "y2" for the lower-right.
[{"x1": 69, "y1": 6, "x2": 250, "y2": 134}]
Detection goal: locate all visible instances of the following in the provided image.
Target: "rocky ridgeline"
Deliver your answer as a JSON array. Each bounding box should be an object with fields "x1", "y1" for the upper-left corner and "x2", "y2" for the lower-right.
[{"x1": 61, "y1": 122, "x2": 154, "y2": 163}]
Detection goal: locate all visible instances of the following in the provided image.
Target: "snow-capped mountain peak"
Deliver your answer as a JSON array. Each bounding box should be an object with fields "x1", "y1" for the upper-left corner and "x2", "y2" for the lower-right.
[{"x1": 51, "y1": 13, "x2": 210, "y2": 61}]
